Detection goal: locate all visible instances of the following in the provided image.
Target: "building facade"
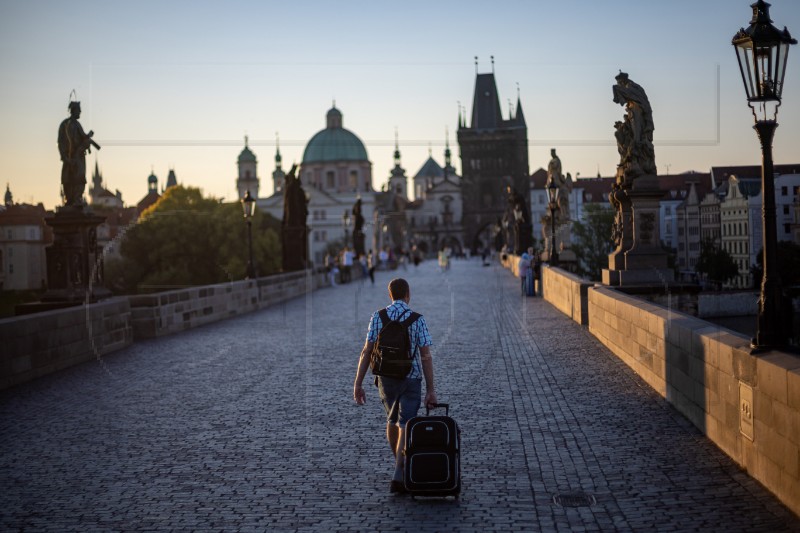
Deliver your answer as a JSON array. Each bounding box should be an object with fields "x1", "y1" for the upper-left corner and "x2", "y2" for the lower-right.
[{"x1": 457, "y1": 69, "x2": 529, "y2": 252}]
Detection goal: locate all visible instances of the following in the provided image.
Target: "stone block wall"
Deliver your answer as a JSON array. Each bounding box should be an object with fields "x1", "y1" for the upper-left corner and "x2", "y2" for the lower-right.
[
  {"x1": 586, "y1": 283, "x2": 800, "y2": 516},
  {"x1": 130, "y1": 269, "x2": 328, "y2": 339},
  {"x1": 0, "y1": 297, "x2": 133, "y2": 390},
  {"x1": 541, "y1": 265, "x2": 592, "y2": 326}
]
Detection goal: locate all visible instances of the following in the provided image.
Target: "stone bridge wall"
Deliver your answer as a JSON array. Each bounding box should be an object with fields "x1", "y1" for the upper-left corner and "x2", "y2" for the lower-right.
[
  {"x1": 0, "y1": 269, "x2": 330, "y2": 390},
  {"x1": 0, "y1": 297, "x2": 133, "y2": 390},
  {"x1": 502, "y1": 259, "x2": 800, "y2": 516},
  {"x1": 129, "y1": 270, "x2": 328, "y2": 339}
]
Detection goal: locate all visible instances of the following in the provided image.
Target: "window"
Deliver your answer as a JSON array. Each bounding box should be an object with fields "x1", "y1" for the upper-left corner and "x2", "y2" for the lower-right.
[
  {"x1": 785, "y1": 223, "x2": 791, "y2": 234},
  {"x1": 784, "y1": 205, "x2": 790, "y2": 215},
  {"x1": 8, "y1": 263, "x2": 13, "y2": 274},
  {"x1": 782, "y1": 186, "x2": 788, "y2": 196},
  {"x1": 349, "y1": 170, "x2": 358, "y2": 190},
  {"x1": 326, "y1": 171, "x2": 335, "y2": 189}
]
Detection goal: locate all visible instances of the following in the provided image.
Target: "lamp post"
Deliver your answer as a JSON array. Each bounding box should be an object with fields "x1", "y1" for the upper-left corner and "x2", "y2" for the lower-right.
[
  {"x1": 547, "y1": 180, "x2": 560, "y2": 266},
  {"x1": 241, "y1": 189, "x2": 256, "y2": 279},
  {"x1": 733, "y1": 0, "x2": 796, "y2": 349},
  {"x1": 342, "y1": 210, "x2": 351, "y2": 248}
]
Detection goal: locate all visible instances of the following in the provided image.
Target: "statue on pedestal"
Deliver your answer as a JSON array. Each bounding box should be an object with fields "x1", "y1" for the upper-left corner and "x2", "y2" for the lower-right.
[
  {"x1": 506, "y1": 186, "x2": 532, "y2": 255},
  {"x1": 546, "y1": 149, "x2": 572, "y2": 221},
  {"x1": 352, "y1": 197, "x2": 365, "y2": 257},
  {"x1": 612, "y1": 72, "x2": 656, "y2": 185},
  {"x1": 57, "y1": 100, "x2": 100, "y2": 208},
  {"x1": 281, "y1": 164, "x2": 309, "y2": 271}
]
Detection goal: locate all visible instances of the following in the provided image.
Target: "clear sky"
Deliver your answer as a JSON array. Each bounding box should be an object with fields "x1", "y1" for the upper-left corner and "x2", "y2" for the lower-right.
[{"x1": 1, "y1": 0, "x2": 799, "y2": 210}]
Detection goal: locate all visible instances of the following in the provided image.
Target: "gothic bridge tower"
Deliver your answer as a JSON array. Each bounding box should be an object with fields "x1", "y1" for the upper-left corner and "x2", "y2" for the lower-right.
[{"x1": 457, "y1": 62, "x2": 529, "y2": 252}]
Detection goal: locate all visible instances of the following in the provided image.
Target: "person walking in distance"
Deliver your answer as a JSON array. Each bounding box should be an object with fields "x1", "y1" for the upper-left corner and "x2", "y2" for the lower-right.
[{"x1": 353, "y1": 278, "x2": 436, "y2": 494}]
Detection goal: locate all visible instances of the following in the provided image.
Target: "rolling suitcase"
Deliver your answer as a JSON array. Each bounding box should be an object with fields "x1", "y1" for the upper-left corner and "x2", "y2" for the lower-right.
[{"x1": 403, "y1": 403, "x2": 461, "y2": 498}]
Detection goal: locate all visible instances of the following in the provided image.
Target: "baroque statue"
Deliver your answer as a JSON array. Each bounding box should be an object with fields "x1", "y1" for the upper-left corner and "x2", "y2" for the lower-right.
[
  {"x1": 546, "y1": 148, "x2": 573, "y2": 221},
  {"x1": 612, "y1": 72, "x2": 656, "y2": 186},
  {"x1": 58, "y1": 100, "x2": 100, "y2": 208},
  {"x1": 282, "y1": 163, "x2": 307, "y2": 229}
]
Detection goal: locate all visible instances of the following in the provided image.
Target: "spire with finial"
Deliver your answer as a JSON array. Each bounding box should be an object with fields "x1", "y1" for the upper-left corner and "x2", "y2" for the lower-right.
[
  {"x1": 444, "y1": 127, "x2": 452, "y2": 169},
  {"x1": 244, "y1": 134, "x2": 249, "y2": 147},
  {"x1": 491, "y1": 55, "x2": 495, "y2": 74},
  {"x1": 428, "y1": 143, "x2": 432, "y2": 157},
  {"x1": 275, "y1": 132, "x2": 282, "y2": 169},
  {"x1": 474, "y1": 55, "x2": 478, "y2": 74},
  {"x1": 4, "y1": 183, "x2": 12, "y2": 206},
  {"x1": 457, "y1": 100, "x2": 462, "y2": 129},
  {"x1": 393, "y1": 127, "x2": 401, "y2": 166}
]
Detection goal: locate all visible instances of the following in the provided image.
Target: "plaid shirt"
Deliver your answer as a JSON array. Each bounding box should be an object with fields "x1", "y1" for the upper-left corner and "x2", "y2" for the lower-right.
[{"x1": 366, "y1": 300, "x2": 432, "y2": 379}]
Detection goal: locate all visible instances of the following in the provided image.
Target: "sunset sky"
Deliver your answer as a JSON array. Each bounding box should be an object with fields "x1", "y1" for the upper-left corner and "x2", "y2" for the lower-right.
[{"x1": 1, "y1": 0, "x2": 799, "y2": 209}]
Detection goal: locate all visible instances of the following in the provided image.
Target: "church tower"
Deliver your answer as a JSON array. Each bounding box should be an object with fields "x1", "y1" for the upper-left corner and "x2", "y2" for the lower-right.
[
  {"x1": 272, "y1": 134, "x2": 286, "y2": 196},
  {"x1": 457, "y1": 58, "x2": 529, "y2": 251},
  {"x1": 387, "y1": 131, "x2": 408, "y2": 199},
  {"x1": 236, "y1": 136, "x2": 259, "y2": 200}
]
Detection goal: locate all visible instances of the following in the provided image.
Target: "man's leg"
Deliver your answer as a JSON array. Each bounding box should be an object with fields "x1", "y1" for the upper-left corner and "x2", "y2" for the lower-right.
[
  {"x1": 386, "y1": 422, "x2": 399, "y2": 457},
  {"x1": 393, "y1": 426, "x2": 406, "y2": 482}
]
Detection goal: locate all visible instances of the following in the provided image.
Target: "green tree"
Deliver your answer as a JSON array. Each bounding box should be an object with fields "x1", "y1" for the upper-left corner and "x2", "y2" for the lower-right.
[
  {"x1": 571, "y1": 203, "x2": 615, "y2": 281},
  {"x1": 104, "y1": 186, "x2": 281, "y2": 294},
  {"x1": 695, "y1": 239, "x2": 739, "y2": 289}
]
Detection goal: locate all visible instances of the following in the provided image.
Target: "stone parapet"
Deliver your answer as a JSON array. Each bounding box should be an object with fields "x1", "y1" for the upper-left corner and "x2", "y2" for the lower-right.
[
  {"x1": 129, "y1": 269, "x2": 328, "y2": 339},
  {"x1": 0, "y1": 297, "x2": 133, "y2": 390},
  {"x1": 587, "y1": 284, "x2": 800, "y2": 516},
  {"x1": 541, "y1": 265, "x2": 592, "y2": 326}
]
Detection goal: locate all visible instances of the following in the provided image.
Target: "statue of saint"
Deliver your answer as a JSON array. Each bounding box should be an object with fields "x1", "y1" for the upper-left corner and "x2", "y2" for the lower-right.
[
  {"x1": 352, "y1": 197, "x2": 364, "y2": 235},
  {"x1": 282, "y1": 163, "x2": 307, "y2": 228},
  {"x1": 57, "y1": 101, "x2": 99, "y2": 207},
  {"x1": 546, "y1": 148, "x2": 572, "y2": 220},
  {"x1": 612, "y1": 72, "x2": 656, "y2": 181}
]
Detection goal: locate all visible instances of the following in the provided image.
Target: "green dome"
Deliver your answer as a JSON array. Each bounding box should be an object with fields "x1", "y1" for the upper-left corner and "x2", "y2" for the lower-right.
[
  {"x1": 238, "y1": 136, "x2": 257, "y2": 163},
  {"x1": 238, "y1": 146, "x2": 257, "y2": 163},
  {"x1": 302, "y1": 107, "x2": 368, "y2": 164}
]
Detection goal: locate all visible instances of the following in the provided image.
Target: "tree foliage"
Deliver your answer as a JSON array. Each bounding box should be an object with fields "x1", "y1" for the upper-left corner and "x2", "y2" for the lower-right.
[
  {"x1": 695, "y1": 239, "x2": 739, "y2": 288},
  {"x1": 570, "y1": 203, "x2": 615, "y2": 281},
  {"x1": 104, "y1": 186, "x2": 281, "y2": 294}
]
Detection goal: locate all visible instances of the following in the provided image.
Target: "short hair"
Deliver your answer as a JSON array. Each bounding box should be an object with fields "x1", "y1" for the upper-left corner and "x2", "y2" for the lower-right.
[{"x1": 388, "y1": 278, "x2": 409, "y2": 300}]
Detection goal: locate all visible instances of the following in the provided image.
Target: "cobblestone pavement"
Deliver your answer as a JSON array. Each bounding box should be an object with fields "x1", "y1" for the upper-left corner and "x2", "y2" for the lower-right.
[{"x1": 1, "y1": 260, "x2": 799, "y2": 532}]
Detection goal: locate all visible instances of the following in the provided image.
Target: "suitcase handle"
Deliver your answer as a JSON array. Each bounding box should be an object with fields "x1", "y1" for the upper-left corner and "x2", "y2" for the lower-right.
[{"x1": 426, "y1": 403, "x2": 449, "y2": 416}]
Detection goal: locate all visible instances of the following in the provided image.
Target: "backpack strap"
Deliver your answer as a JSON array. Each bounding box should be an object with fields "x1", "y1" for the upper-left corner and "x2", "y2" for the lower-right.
[
  {"x1": 378, "y1": 308, "x2": 390, "y2": 327},
  {"x1": 401, "y1": 312, "x2": 421, "y2": 328}
]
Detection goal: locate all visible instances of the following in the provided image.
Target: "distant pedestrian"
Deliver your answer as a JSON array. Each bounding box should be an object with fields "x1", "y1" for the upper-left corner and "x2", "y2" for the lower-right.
[
  {"x1": 518, "y1": 253, "x2": 531, "y2": 295},
  {"x1": 367, "y1": 250, "x2": 376, "y2": 285}
]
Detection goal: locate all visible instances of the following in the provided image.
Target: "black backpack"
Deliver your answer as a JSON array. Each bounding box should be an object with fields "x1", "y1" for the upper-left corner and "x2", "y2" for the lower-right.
[{"x1": 370, "y1": 308, "x2": 421, "y2": 379}]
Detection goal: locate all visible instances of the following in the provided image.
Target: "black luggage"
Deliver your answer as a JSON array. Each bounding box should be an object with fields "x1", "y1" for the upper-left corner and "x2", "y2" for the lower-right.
[{"x1": 403, "y1": 403, "x2": 461, "y2": 498}]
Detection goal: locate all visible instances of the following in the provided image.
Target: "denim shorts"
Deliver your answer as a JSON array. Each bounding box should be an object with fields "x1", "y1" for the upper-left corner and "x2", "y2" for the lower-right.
[{"x1": 376, "y1": 376, "x2": 422, "y2": 427}]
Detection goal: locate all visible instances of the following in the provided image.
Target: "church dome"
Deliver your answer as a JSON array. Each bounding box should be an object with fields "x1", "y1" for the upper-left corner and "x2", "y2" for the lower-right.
[
  {"x1": 302, "y1": 106, "x2": 368, "y2": 164},
  {"x1": 148, "y1": 172, "x2": 158, "y2": 185},
  {"x1": 238, "y1": 136, "x2": 257, "y2": 163}
]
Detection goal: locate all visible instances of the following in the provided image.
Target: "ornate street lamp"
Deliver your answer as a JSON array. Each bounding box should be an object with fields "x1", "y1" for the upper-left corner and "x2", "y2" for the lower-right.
[
  {"x1": 342, "y1": 210, "x2": 351, "y2": 248},
  {"x1": 241, "y1": 189, "x2": 257, "y2": 279},
  {"x1": 733, "y1": 0, "x2": 796, "y2": 349},
  {"x1": 547, "y1": 180, "x2": 560, "y2": 266}
]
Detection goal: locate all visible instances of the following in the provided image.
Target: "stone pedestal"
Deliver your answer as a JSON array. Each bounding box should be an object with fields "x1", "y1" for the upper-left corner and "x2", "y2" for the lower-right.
[
  {"x1": 603, "y1": 176, "x2": 673, "y2": 286},
  {"x1": 353, "y1": 229, "x2": 365, "y2": 257},
  {"x1": 282, "y1": 226, "x2": 308, "y2": 272},
  {"x1": 41, "y1": 207, "x2": 112, "y2": 303}
]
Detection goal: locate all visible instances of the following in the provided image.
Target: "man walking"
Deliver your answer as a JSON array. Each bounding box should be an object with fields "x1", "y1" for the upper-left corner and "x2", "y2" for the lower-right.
[{"x1": 353, "y1": 278, "x2": 436, "y2": 494}]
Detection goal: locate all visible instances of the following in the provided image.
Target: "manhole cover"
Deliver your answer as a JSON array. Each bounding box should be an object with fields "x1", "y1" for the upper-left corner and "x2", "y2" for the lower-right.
[{"x1": 553, "y1": 493, "x2": 596, "y2": 507}]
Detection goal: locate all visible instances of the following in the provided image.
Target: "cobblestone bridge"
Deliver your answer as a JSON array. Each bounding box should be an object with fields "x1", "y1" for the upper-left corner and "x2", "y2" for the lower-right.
[{"x1": 1, "y1": 260, "x2": 798, "y2": 531}]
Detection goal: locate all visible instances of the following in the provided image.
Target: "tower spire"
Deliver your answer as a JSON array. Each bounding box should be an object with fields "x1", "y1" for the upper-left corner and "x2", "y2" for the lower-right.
[
  {"x1": 275, "y1": 132, "x2": 282, "y2": 169},
  {"x1": 444, "y1": 127, "x2": 452, "y2": 169},
  {"x1": 474, "y1": 55, "x2": 478, "y2": 74},
  {"x1": 393, "y1": 127, "x2": 401, "y2": 166},
  {"x1": 491, "y1": 55, "x2": 495, "y2": 74}
]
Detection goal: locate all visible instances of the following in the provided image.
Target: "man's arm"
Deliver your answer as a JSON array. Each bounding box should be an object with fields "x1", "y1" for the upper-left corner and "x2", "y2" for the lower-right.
[
  {"x1": 353, "y1": 340, "x2": 374, "y2": 405},
  {"x1": 420, "y1": 346, "x2": 437, "y2": 408}
]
